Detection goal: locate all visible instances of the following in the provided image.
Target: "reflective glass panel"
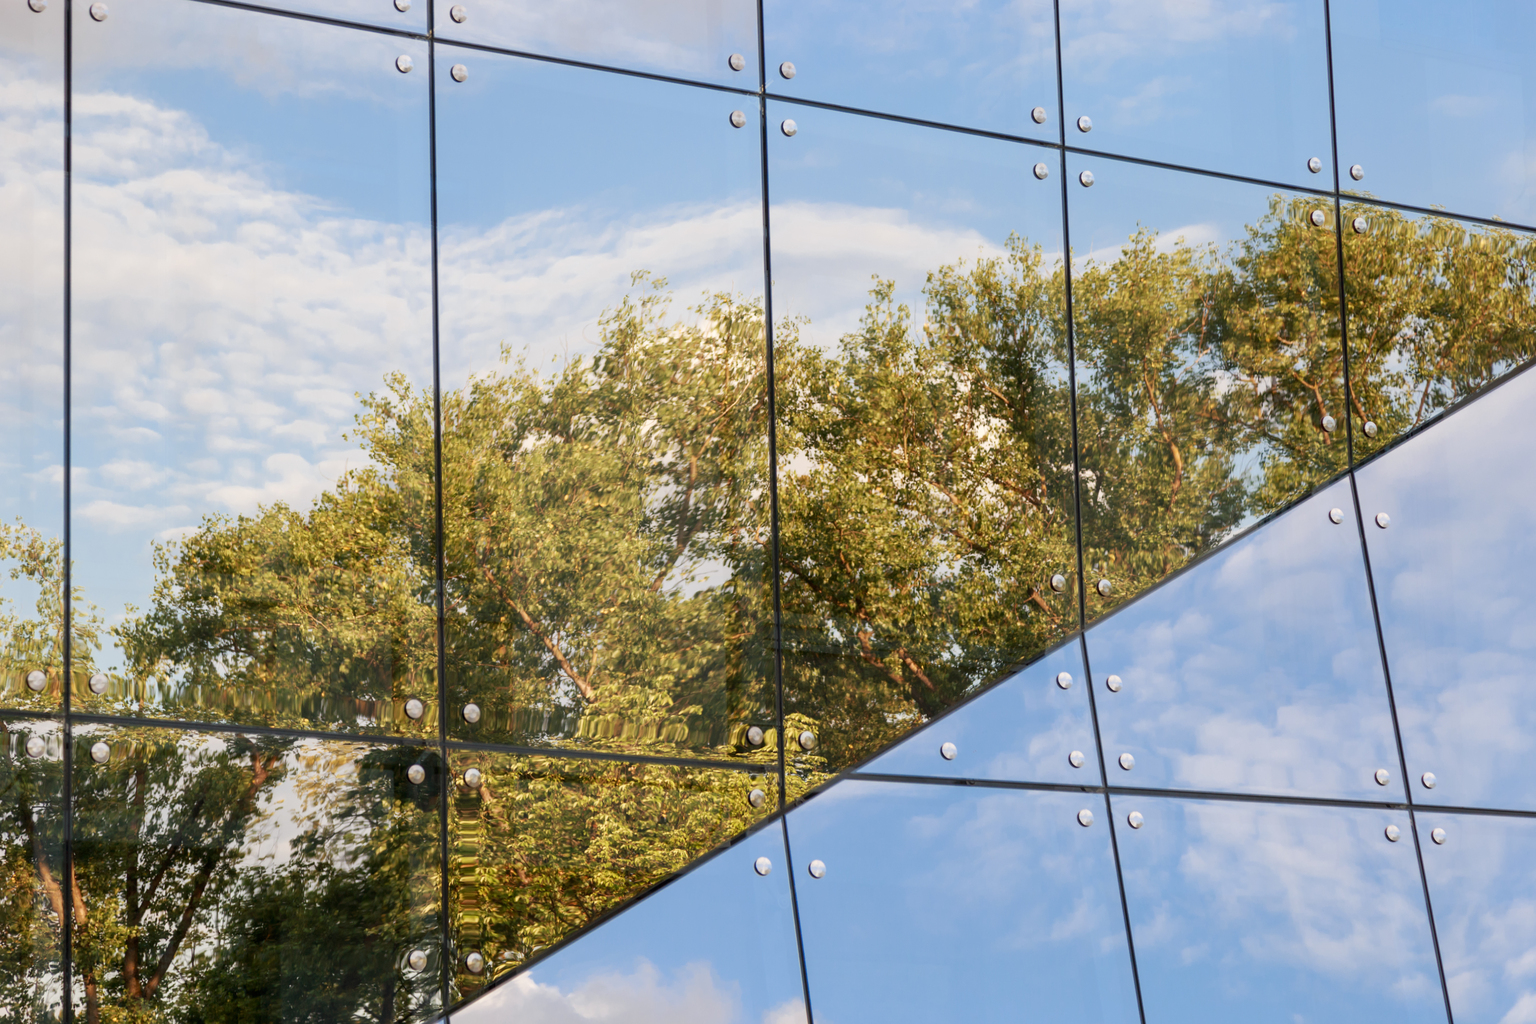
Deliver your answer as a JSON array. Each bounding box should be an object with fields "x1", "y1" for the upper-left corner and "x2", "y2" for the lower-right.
[
  {"x1": 449, "y1": 752, "x2": 775, "y2": 1004},
  {"x1": 435, "y1": 51, "x2": 771, "y2": 760},
  {"x1": 1355, "y1": 365, "x2": 1536, "y2": 812},
  {"x1": 72, "y1": 0, "x2": 435, "y2": 735},
  {"x1": 451, "y1": 819, "x2": 803, "y2": 1024},
  {"x1": 860, "y1": 639, "x2": 1097, "y2": 785},
  {"x1": 1416, "y1": 811, "x2": 1536, "y2": 1024},
  {"x1": 1059, "y1": 0, "x2": 1332, "y2": 187},
  {"x1": 0, "y1": 1, "x2": 64, "y2": 714},
  {"x1": 1331, "y1": 0, "x2": 1536, "y2": 225},
  {"x1": 0, "y1": 718, "x2": 63, "y2": 1023},
  {"x1": 71, "y1": 725, "x2": 442, "y2": 1022},
  {"x1": 1086, "y1": 477, "x2": 1399, "y2": 800},
  {"x1": 786, "y1": 780, "x2": 1139, "y2": 1024},
  {"x1": 768, "y1": 104, "x2": 1076, "y2": 774},
  {"x1": 1114, "y1": 795, "x2": 1446, "y2": 1024},
  {"x1": 433, "y1": 0, "x2": 758, "y2": 87},
  {"x1": 763, "y1": 0, "x2": 1057, "y2": 138},
  {"x1": 1066, "y1": 155, "x2": 1346, "y2": 615},
  {"x1": 1342, "y1": 205, "x2": 1536, "y2": 459}
]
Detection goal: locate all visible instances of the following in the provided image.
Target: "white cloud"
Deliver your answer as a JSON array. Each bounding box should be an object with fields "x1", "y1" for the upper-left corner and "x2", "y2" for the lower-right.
[{"x1": 463, "y1": 961, "x2": 752, "y2": 1024}]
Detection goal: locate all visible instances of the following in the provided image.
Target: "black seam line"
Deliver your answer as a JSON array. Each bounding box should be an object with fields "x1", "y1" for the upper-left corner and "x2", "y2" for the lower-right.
[
  {"x1": 444, "y1": 739, "x2": 773, "y2": 772},
  {"x1": 852, "y1": 772, "x2": 1103, "y2": 796},
  {"x1": 0, "y1": 709, "x2": 63, "y2": 722},
  {"x1": 62, "y1": 0, "x2": 74, "y2": 1016},
  {"x1": 68, "y1": 713, "x2": 440, "y2": 748},
  {"x1": 766, "y1": 93, "x2": 1061, "y2": 151},
  {"x1": 1411, "y1": 803, "x2": 1536, "y2": 820},
  {"x1": 1336, "y1": 190, "x2": 1536, "y2": 236},
  {"x1": 1064, "y1": 145, "x2": 1337, "y2": 199},
  {"x1": 173, "y1": 0, "x2": 429, "y2": 40},
  {"x1": 435, "y1": 36, "x2": 759, "y2": 98}
]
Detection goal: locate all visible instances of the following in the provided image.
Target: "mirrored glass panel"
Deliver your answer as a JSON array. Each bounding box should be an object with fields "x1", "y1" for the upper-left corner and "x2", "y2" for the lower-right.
[
  {"x1": 1114, "y1": 795, "x2": 1446, "y2": 1024},
  {"x1": 435, "y1": 51, "x2": 770, "y2": 759},
  {"x1": 860, "y1": 639, "x2": 1097, "y2": 785},
  {"x1": 449, "y1": 751, "x2": 775, "y2": 1004},
  {"x1": 451, "y1": 819, "x2": 803, "y2": 1024},
  {"x1": 0, "y1": 718, "x2": 64, "y2": 1023},
  {"x1": 1059, "y1": 0, "x2": 1332, "y2": 186},
  {"x1": 1355, "y1": 365, "x2": 1536, "y2": 812},
  {"x1": 786, "y1": 780, "x2": 1138, "y2": 1024},
  {"x1": 1342, "y1": 205, "x2": 1536, "y2": 460},
  {"x1": 72, "y1": 0, "x2": 435, "y2": 735},
  {"x1": 0, "y1": 0, "x2": 64, "y2": 715},
  {"x1": 433, "y1": 0, "x2": 758, "y2": 87},
  {"x1": 1416, "y1": 811, "x2": 1536, "y2": 1024},
  {"x1": 1065, "y1": 155, "x2": 1346, "y2": 616},
  {"x1": 1331, "y1": 0, "x2": 1536, "y2": 225},
  {"x1": 71, "y1": 725, "x2": 442, "y2": 1023},
  {"x1": 768, "y1": 104, "x2": 1076, "y2": 774},
  {"x1": 1086, "y1": 478, "x2": 1399, "y2": 800},
  {"x1": 763, "y1": 0, "x2": 1057, "y2": 138}
]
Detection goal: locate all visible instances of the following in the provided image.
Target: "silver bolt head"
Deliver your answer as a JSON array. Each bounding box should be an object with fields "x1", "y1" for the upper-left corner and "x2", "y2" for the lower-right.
[
  {"x1": 779, "y1": 61, "x2": 796, "y2": 80},
  {"x1": 1375, "y1": 512, "x2": 1391, "y2": 529},
  {"x1": 1322, "y1": 414, "x2": 1337, "y2": 433},
  {"x1": 1375, "y1": 768, "x2": 1390, "y2": 786},
  {"x1": 450, "y1": 64, "x2": 468, "y2": 83},
  {"x1": 462, "y1": 767, "x2": 483, "y2": 789},
  {"x1": 1031, "y1": 106, "x2": 1048, "y2": 124},
  {"x1": 807, "y1": 858, "x2": 826, "y2": 878},
  {"x1": 939, "y1": 741, "x2": 957, "y2": 760},
  {"x1": 747, "y1": 787, "x2": 766, "y2": 808},
  {"x1": 1105, "y1": 674, "x2": 1123, "y2": 692},
  {"x1": 1069, "y1": 750, "x2": 1085, "y2": 768},
  {"x1": 461, "y1": 702, "x2": 481, "y2": 723},
  {"x1": 1095, "y1": 578, "x2": 1111, "y2": 597},
  {"x1": 728, "y1": 53, "x2": 746, "y2": 72},
  {"x1": 394, "y1": 0, "x2": 410, "y2": 11},
  {"x1": 89, "y1": 673, "x2": 109, "y2": 694},
  {"x1": 396, "y1": 54, "x2": 414, "y2": 73},
  {"x1": 1353, "y1": 216, "x2": 1369, "y2": 234},
  {"x1": 780, "y1": 119, "x2": 797, "y2": 137},
  {"x1": 25, "y1": 736, "x2": 45, "y2": 758},
  {"x1": 407, "y1": 949, "x2": 428, "y2": 972},
  {"x1": 1421, "y1": 771, "x2": 1436, "y2": 789},
  {"x1": 28, "y1": 0, "x2": 46, "y2": 12},
  {"x1": 730, "y1": 110, "x2": 747, "y2": 128},
  {"x1": 1310, "y1": 209, "x2": 1327, "y2": 227},
  {"x1": 1077, "y1": 808, "x2": 1094, "y2": 827},
  {"x1": 1350, "y1": 164, "x2": 1364, "y2": 181},
  {"x1": 90, "y1": 741, "x2": 110, "y2": 764},
  {"x1": 1364, "y1": 420, "x2": 1379, "y2": 438},
  {"x1": 1431, "y1": 827, "x2": 1447, "y2": 845},
  {"x1": 449, "y1": 3, "x2": 466, "y2": 21},
  {"x1": 88, "y1": 2, "x2": 106, "y2": 19},
  {"x1": 754, "y1": 855, "x2": 772, "y2": 876},
  {"x1": 1307, "y1": 156, "x2": 1322, "y2": 173},
  {"x1": 1033, "y1": 162, "x2": 1050, "y2": 180},
  {"x1": 25, "y1": 670, "x2": 46, "y2": 692},
  {"x1": 408, "y1": 764, "x2": 426, "y2": 785},
  {"x1": 746, "y1": 725, "x2": 765, "y2": 747},
  {"x1": 1128, "y1": 811, "x2": 1144, "y2": 829},
  {"x1": 1118, "y1": 752, "x2": 1135, "y2": 771},
  {"x1": 797, "y1": 729, "x2": 817, "y2": 751},
  {"x1": 465, "y1": 952, "x2": 485, "y2": 974},
  {"x1": 1055, "y1": 671, "x2": 1073, "y2": 690},
  {"x1": 404, "y1": 697, "x2": 425, "y2": 720},
  {"x1": 1049, "y1": 573, "x2": 1067, "y2": 593},
  {"x1": 1329, "y1": 507, "x2": 1344, "y2": 524},
  {"x1": 1076, "y1": 115, "x2": 1092, "y2": 132},
  {"x1": 1078, "y1": 170, "x2": 1094, "y2": 187},
  {"x1": 1385, "y1": 824, "x2": 1401, "y2": 842}
]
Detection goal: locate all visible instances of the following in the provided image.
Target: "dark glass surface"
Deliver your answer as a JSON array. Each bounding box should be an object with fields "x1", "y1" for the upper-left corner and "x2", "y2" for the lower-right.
[
  {"x1": 769, "y1": 103, "x2": 1077, "y2": 774},
  {"x1": 0, "y1": 1, "x2": 64, "y2": 714},
  {"x1": 451, "y1": 819, "x2": 803, "y2": 1024},
  {"x1": 1416, "y1": 811, "x2": 1536, "y2": 1024},
  {"x1": 860, "y1": 639, "x2": 1097, "y2": 785},
  {"x1": 72, "y1": 0, "x2": 437, "y2": 735},
  {"x1": 449, "y1": 752, "x2": 776, "y2": 1003},
  {"x1": 1059, "y1": 0, "x2": 1332, "y2": 186},
  {"x1": 786, "y1": 780, "x2": 1139, "y2": 1024},
  {"x1": 1355, "y1": 365, "x2": 1536, "y2": 812},
  {"x1": 1331, "y1": 0, "x2": 1536, "y2": 225},
  {"x1": 435, "y1": 50, "x2": 771, "y2": 759},
  {"x1": 1114, "y1": 795, "x2": 1446, "y2": 1024},
  {"x1": 1342, "y1": 205, "x2": 1536, "y2": 459},
  {"x1": 1065, "y1": 155, "x2": 1347, "y2": 616},
  {"x1": 0, "y1": 718, "x2": 64, "y2": 1023},
  {"x1": 433, "y1": 0, "x2": 758, "y2": 87},
  {"x1": 1086, "y1": 477, "x2": 1399, "y2": 800},
  {"x1": 763, "y1": 0, "x2": 1057, "y2": 137},
  {"x1": 71, "y1": 725, "x2": 441, "y2": 1022}
]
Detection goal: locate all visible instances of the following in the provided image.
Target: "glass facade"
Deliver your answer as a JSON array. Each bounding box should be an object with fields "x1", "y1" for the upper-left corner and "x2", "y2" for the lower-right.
[{"x1": 2, "y1": 0, "x2": 1535, "y2": 1020}]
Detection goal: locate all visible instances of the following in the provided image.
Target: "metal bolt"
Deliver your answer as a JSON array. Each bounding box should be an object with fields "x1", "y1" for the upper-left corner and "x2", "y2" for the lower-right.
[
  {"x1": 450, "y1": 64, "x2": 468, "y2": 83},
  {"x1": 1032, "y1": 106, "x2": 1048, "y2": 124},
  {"x1": 1350, "y1": 164, "x2": 1364, "y2": 181},
  {"x1": 1055, "y1": 671, "x2": 1073, "y2": 690},
  {"x1": 730, "y1": 110, "x2": 747, "y2": 128},
  {"x1": 1069, "y1": 750, "x2": 1085, "y2": 768},
  {"x1": 754, "y1": 856, "x2": 772, "y2": 875},
  {"x1": 1033, "y1": 162, "x2": 1049, "y2": 180},
  {"x1": 1431, "y1": 827, "x2": 1447, "y2": 845},
  {"x1": 1077, "y1": 808, "x2": 1094, "y2": 827},
  {"x1": 25, "y1": 736, "x2": 45, "y2": 758},
  {"x1": 780, "y1": 119, "x2": 797, "y2": 137},
  {"x1": 462, "y1": 702, "x2": 481, "y2": 723},
  {"x1": 940, "y1": 741, "x2": 957, "y2": 760},
  {"x1": 28, "y1": 0, "x2": 46, "y2": 12},
  {"x1": 404, "y1": 697, "x2": 425, "y2": 720},
  {"x1": 1364, "y1": 421, "x2": 1378, "y2": 438},
  {"x1": 797, "y1": 729, "x2": 816, "y2": 751},
  {"x1": 728, "y1": 53, "x2": 745, "y2": 72},
  {"x1": 1375, "y1": 768, "x2": 1390, "y2": 786},
  {"x1": 396, "y1": 55, "x2": 413, "y2": 73},
  {"x1": 1375, "y1": 512, "x2": 1391, "y2": 529},
  {"x1": 1307, "y1": 157, "x2": 1322, "y2": 173},
  {"x1": 408, "y1": 764, "x2": 426, "y2": 785},
  {"x1": 1049, "y1": 573, "x2": 1067, "y2": 593},
  {"x1": 90, "y1": 741, "x2": 110, "y2": 764},
  {"x1": 407, "y1": 949, "x2": 428, "y2": 972},
  {"x1": 88, "y1": 2, "x2": 106, "y2": 19},
  {"x1": 1118, "y1": 752, "x2": 1135, "y2": 771},
  {"x1": 449, "y1": 3, "x2": 466, "y2": 21},
  {"x1": 1329, "y1": 507, "x2": 1344, "y2": 525},
  {"x1": 462, "y1": 767, "x2": 483, "y2": 789},
  {"x1": 1385, "y1": 824, "x2": 1401, "y2": 842},
  {"x1": 748, "y1": 787, "x2": 766, "y2": 808},
  {"x1": 807, "y1": 859, "x2": 826, "y2": 878},
  {"x1": 746, "y1": 725, "x2": 765, "y2": 747},
  {"x1": 1127, "y1": 811, "x2": 1144, "y2": 829},
  {"x1": 1105, "y1": 674, "x2": 1122, "y2": 693},
  {"x1": 1076, "y1": 115, "x2": 1092, "y2": 133},
  {"x1": 1078, "y1": 170, "x2": 1094, "y2": 187},
  {"x1": 394, "y1": 0, "x2": 409, "y2": 11},
  {"x1": 1309, "y1": 209, "x2": 1327, "y2": 227},
  {"x1": 465, "y1": 952, "x2": 485, "y2": 974},
  {"x1": 1095, "y1": 578, "x2": 1111, "y2": 597},
  {"x1": 1421, "y1": 772, "x2": 1436, "y2": 789},
  {"x1": 89, "y1": 673, "x2": 108, "y2": 694},
  {"x1": 25, "y1": 670, "x2": 45, "y2": 692},
  {"x1": 1353, "y1": 216, "x2": 1369, "y2": 234},
  {"x1": 779, "y1": 61, "x2": 796, "y2": 80},
  {"x1": 1322, "y1": 414, "x2": 1336, "y2": 433}
]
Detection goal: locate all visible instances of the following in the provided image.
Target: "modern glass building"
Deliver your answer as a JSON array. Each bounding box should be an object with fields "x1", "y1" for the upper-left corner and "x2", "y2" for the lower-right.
[{"x1": 2, "y1": 0, "x2": 1535, "y2": 1020}]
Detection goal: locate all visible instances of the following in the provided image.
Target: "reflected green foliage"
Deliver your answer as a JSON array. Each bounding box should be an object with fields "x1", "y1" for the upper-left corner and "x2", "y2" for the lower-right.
[{"x1": 0, "y1": 722, "x2": 62, "y2": 1024}]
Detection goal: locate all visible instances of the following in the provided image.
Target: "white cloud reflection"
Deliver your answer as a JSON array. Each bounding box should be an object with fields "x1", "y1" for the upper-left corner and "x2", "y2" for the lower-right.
[{"x1": 460, "y1": 961, "x2": 802, "y2": 1024}]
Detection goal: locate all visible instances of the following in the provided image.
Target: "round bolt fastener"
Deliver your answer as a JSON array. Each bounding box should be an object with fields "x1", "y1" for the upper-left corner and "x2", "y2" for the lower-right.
[
  {"x1": 1032, "y1": 106, "x2": 1048, "y2": 124},
  {"x1": 1106, "y1": 674, "x2": 1123, "y2": 693},
  {"x1": 1055, "y1": 671, "x2": 1073, "y2": 690},
  {"x1": 394, "y1": 0, "x2": 410, "y2": 11},
  {"x1": 1321, "y1": 414, "x2": 1336, "y2": 433},
  {"x1": 728, "y1": 53, "x2": 746, "y2": 72},
  {"x1": 1118, "y1": 752, "x2": 1135, "y2": 771},
  {"x1": 754, "y1": 855, "x2": 772, "y2": 875},
  {"x1": 779, "y1": 61, "x2": 796, "y2": 79},
  {"x1": 1363, "y1": 420, "x2": 1379, "y2": 438},
  {"x1": 396, "y1": 55, "x2": 414, "y2": 73},
  {"x1": 408, "y1": 764, "x2": 426, "y2": 785},
  {"x1": 25, "y1": 736, "x2": 45, "y2": 758},
  {"x1": 940, "y1": 741, "x2": 958, "y2": 760},
  {"x1": 1329, "y1": 507, "x2": 1344, "y2": 525},
  {"x1": 90, "y1": 741, "x2": 110, "y2": 764},
  {"x1": 1431, "y1": 827, "x2": 1447, "y2": 845},
  {"x1": 407, "y1": 949, "x2": 428, "y2": 972},
  {"x1": 451, "y1": 64, "x2": 468, "y2": 82},
  {"x1": 748, "y1": 787, "x2": 766, "y2": 808},
  {"x1": 449, "y1": 3, "x2": 466, "y2": 20},
  {"x1": 746, "y1": 725, "x2": 766, "y2": 747},
  {"x1": 404, "y1": 697, "x2": 425, "y2": 720},
  {"x1": 1375, "y1": 768, "x2": 1390, "y2": 786},
  {"x1": 780, "y1": 119, "x2": 797, "y2": 137},
  {"x1": 1069, "y1": 750, "x2": 1086, "y2": 768},
  {"x1": 89, "y1": 673, "x2": 109, "y2": 694},
  {"x1": 1307, "y1": 157, "x2": 1322, "y2": 173},
  {"x1": 1350, "y1": 164, "x2": 1364, "y2": 181},
  {"x1": 807, "y1": 859, "x2": 826, "y2": 878},
  {"x1": 465, "y1": 952, "x2": 485, "y2": 974},
  {"x1": 1076, "y1": 115, "x2": 1092, "y2": 132},
  {"x1": 1309, "y1": 209, "x2": 1327, "y2": 227},
  {"x1": 1079, "y1": 170, "x2": 1094, "y2": 187},
  {"x1": 25, "y1": 670, "x2": 46, "y2": 692},
  {"x1": 730, "y1": 110, "x2": 747, "y2": 128},
  {"x1": 797, "y1": 729, "x2": 817, "y2": 751},
  {"x1": 1033, "y1": 162, "x2": 1050, "y2": 180},
  {"x1": 1128, "y1": 811, "x2": 1144, "y2": 829},
  {"x1": 462, "y1": 702, "x2": 481, "y2": 724},
  {"x1": 88, "y1": 2, "x2": 106, "y2": 19},
  {"x1": 462, "y1": 767, "x2": 483, "y2": 789},
  {"x1": 1077, "y1": 808, "x2": 1094, "y2": 827},
  {"x1": 1049, "y1": 573, "x2": 1067, "y2": 593},
  {"x1": 1353, "y1": 216, "x2": 1369, "y2": 234},
  {"x1": 1375, "y1": 512, "x2": 1391, "y2": 529},
  {"x1": 1421, "y1": 772, "x2": 1436, "y2": 789},
  {"x1": 1385, "y1": 824, "x2": 1401, "y2": 842},
  {"x1": 28, "y1": 0, "x2": 46, "y2": 12},
  {"x1": 1096, "y1": 578, "x2": 1111, "y2": 597}
]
